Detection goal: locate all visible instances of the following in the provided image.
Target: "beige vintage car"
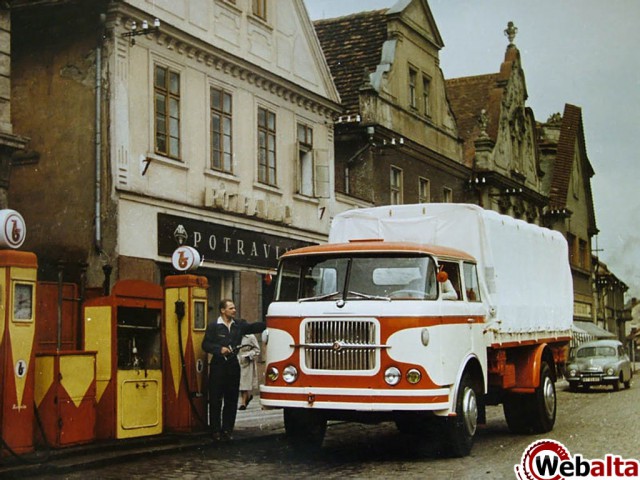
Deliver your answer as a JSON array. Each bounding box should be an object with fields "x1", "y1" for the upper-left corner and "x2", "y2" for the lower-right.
[{"x1": 566, "y1": 339, "x2": 633, "y2": 391}]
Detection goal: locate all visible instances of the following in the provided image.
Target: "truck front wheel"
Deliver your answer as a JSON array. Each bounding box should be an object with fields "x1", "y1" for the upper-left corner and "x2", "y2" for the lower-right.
[
  {"x1": 283, "y1": 408, "x2": 327, "y2": 452},
  {"x1": 444, "y1": 372, "x2": 478, "y2": 457}
]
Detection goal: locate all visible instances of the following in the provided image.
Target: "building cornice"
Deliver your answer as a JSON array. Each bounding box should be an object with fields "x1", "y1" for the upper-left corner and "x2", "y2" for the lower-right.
[{"x1": 109, "y1": 6, "x2": 341, "y2": 121}]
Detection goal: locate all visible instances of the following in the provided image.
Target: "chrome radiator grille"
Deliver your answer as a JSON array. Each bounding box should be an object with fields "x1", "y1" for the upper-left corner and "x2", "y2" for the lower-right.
[{"x1": 304, "y1": 319, "x2": 377, "y2": 371}]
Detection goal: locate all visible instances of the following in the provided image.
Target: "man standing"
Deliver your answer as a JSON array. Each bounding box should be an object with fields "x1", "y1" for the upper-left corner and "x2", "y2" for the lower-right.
[{"x1": 202, "y1": 299, "x2": 266, "y2": 441}]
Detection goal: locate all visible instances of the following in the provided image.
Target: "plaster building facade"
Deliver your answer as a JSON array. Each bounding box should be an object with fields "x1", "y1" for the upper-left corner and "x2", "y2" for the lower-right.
[
  {"x1": 9, "y1": 0, "x2": 341, "y2": 319},
  {"x1": 313, "y1": 0, "x2": 466, "y2": 210}
]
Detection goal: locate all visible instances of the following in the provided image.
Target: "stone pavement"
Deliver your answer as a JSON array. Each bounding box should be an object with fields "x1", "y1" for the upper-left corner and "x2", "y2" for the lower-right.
[{"x1": 0, "y1": 395, "x2": 284, "y2": 479}]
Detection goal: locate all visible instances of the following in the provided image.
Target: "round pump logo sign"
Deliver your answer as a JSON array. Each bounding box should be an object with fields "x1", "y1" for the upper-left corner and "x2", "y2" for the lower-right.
[
  {"x1": 0, "y1": 209, "x2": 26, "y2": 249},
  {"x1": 171, "y1": 246, "x2": 202, "y2": 272}
]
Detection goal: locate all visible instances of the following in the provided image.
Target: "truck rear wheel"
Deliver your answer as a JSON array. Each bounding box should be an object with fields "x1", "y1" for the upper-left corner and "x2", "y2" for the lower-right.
[
  {"x1": 504, "y1": 361, "x2": 556, "y2": 434},
  {"x1": 283, "y1": 408, "x2": 326, "y2": 452},
  {"x1": 444, "y1": 372, "x2": 478, "y2": 457}
]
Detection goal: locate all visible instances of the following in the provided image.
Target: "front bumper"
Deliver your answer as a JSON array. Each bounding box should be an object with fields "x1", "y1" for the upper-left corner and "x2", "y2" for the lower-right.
[
  {"x1": 566, "y1": 373, "x2": 619, "y2": 385},
  {"x1": 259, "y1": 385, "x2": 452, "y2": 412}
]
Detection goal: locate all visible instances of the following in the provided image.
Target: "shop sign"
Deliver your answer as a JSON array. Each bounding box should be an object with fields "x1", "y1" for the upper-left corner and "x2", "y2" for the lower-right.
[{"x1": 157, "y1": 213, "x2": 314, "y2": 269}]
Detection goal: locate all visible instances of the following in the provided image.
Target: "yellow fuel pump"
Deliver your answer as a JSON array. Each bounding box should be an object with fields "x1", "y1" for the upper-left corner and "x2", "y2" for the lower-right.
[
  {"x1": 163, "y1": 274, "x2": 208, "y2": 432},
  {"x1": 84, "y1": 280, "x2": 164, "y2": 440}
]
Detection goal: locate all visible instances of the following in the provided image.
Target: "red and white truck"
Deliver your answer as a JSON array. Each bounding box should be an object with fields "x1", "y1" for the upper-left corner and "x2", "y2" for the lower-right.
[{"x1": 260, "y1": 203, "x2": 573, "y2": 456}]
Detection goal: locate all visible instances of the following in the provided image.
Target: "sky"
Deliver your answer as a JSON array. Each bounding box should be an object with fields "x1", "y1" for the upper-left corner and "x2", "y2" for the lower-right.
[{"x1": 304, "y1": 0, "x2": 640, "y2": 301}]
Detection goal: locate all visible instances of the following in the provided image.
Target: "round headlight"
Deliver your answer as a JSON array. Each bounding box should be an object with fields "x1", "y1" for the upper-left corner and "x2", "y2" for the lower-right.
[
  {"x1": 283, "y1": 365, "x2": 298, "y2": 384},
  {"x1": 267, "y1": 366, "x2": 279, "y2": 382},
  {"x1": 569, "y1": 369, "x2": 577, "y2": 377},
  {"x1": 384, "y1": 366, "x2": 401, "y2": 386},
  {"x1": 606, "y1": 367, "x2": 615, "y2": 376},
  {"x1": 406, "y1": 368, "x2": 422, "y2": 384}
]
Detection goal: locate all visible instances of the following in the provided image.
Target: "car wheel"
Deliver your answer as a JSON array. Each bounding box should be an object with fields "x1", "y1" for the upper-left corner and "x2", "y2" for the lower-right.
[
  {"x1": 568, "y1": 381, "x2": 579, "y2": 392},
  {"x1": 613, "y1": 377, "x2": 622, "y2": 392}
]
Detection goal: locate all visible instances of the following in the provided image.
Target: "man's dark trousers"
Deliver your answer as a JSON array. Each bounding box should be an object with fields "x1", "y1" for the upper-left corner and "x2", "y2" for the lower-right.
[{"x1": 209, "y1": 356, "x2": 240, "y2": 434}]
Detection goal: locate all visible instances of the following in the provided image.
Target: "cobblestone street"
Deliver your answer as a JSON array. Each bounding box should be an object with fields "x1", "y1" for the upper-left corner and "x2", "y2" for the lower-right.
[{"x1": 20, "y1": 379, "x2": 640, "y2": 480}]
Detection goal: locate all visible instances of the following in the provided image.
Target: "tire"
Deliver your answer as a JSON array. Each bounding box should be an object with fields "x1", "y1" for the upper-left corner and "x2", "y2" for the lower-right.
[
  {"x1": 504, "y1": 362, "x2": 556, "y2": 434},
  {"x1": 443, "y1": 372, "x2": 478, "y2": 457},
  {"x1": 613, "y1": 377, "x2": 621, "y2": 392},
  {"x1": 283, "y1": 408, "x2": 327, "y2": 452},
  {"x1": 503, "y1": 393, "x2": 529, "y2": 433},
  {"x1": 530, "y1": 362, "x2": 556, "y2": 433},
  {"x1": 568, "y1": 381, "x2": 579, "y2": 392}
]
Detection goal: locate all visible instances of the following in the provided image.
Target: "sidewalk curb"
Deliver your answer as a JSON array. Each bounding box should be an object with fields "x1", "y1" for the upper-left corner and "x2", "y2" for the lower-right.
[{"x1": 1, "y1": 402, "x2": 285, "y2": 479}]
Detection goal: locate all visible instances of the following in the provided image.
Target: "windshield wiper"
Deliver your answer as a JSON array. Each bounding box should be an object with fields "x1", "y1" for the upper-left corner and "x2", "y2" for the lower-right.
[
  {"x1": 347, "y1": 290, "x2": 391, "y2": 301},
  {"x1": 298, "y1": 291, "x2": 341, "y2": 302}
]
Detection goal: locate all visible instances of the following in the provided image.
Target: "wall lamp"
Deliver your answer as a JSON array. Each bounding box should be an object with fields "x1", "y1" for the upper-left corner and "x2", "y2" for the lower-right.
[
  {"x1": 122, "y1": 18, "x2": 161, "y2": 46},
  {"x1": 382, "y1": 137, "x2": 404, "y2": 146},
  {"x1": 489, "y1": 187, "x2": 523, "y2": 197}
]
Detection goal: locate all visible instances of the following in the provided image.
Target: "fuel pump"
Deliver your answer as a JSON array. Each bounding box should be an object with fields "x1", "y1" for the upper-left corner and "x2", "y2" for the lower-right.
[
  {"x1": 83, "y1": 280, "x2": 164, "y2": 440},
  {"x1": 0, "y1": 209, "x2": 37, "y2": 455},
  {"x1": 163, "y1": 274, "x2": 208, "y2": 432}
]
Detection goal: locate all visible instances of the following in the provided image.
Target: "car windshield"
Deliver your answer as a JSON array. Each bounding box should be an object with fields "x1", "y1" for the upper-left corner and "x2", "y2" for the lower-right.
[
  {"x1": 576, "y1": 346, "x2": 617, "y2": 358},
  {"x1": 274, "y1": 253, "x2": 437, "y2": 302}
]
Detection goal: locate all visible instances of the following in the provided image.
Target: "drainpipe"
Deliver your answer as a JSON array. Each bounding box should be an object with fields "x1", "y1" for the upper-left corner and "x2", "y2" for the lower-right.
[{"x1": 95, "y1": 14, "x2": 105, "y2": 252}]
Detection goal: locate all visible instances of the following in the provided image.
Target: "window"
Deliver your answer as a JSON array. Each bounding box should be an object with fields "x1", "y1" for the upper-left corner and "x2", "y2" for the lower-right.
[
  {"x1": 439, "y1": 261, "x2": 461, "y2": 301},
  {"x1": 258, "y1": 107, "x2": 277, "y2": 186},
  {"x1": 418, "y1": 177, "x2": 430, "y2": 203},
  {"x1": 390, "y1": 166, "x2": 403, "y2": 205},
  {"x1": 408, "y1": 68, "x2": 417, "y2": 109},
  {"x1": 463, "y1": 263, "x2": 481, "y2": 302},
  {"x1": 297, "y1": 123, "x2": 314, "y2": 196},
  {"x1": 422, "y1": 76, "x2": 431, "y2": 116},
  {"x1": 252, "y1": 0, "x2": 267, "y2": 20},
  {"x1": 210, "y1": 86, "x2": 233, "y2": 173},
  {"x1": 154, "y1": 65, "x2": 181, "y2": 159},
  {"x1": 443, "y1": 187, "x2": 453, "y2": 202},
  {"x1": 579, "y1": 239, "x2": 588, "y2": 269},
  {"x1": 567, "y1": 233, "x2": 576, "y2": 266}
]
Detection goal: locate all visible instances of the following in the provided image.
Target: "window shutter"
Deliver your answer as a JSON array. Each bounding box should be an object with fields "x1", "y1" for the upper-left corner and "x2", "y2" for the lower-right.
[{"x1": 314, "y1": 149, "x2": 330, "y2": 198}]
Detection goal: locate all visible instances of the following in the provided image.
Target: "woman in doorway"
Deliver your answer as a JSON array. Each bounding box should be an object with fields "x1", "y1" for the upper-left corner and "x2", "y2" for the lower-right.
[{"x1": 238, "y1": 334, "x2": 261, "y2": 410}]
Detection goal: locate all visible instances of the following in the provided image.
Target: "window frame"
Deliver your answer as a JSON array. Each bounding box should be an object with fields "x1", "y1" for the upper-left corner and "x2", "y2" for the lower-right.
[
  {"x1": 210, "y1": 85, "x2": 234, "y2": 173},
  {"x1": 252, "y1": 0, "x2": 267, "y2": 21},
  {"x1": 408, "y1": 67, "x2": 418, "y2": 109},
  {"x1": 418, "y1": 177, "x2": 430, "y2": 203},
  {"x1": 422, "y1": 75, "x2": 431, "y2": 117},
  {"x1": 297, "y1": 122, "x2": 314, "y2": 197},
  {"x1": 443, "y1": 186, "x2": 453, "y2": 203},
  {"x1": 257, "y1": 106, "x2": 277, "y2": 186},
  {"x1": 154, "y1": 64, "x2": 181, "y2": 160},
  {"x1": 390, "y1": 166, "x2": 403, "y2": 205}
]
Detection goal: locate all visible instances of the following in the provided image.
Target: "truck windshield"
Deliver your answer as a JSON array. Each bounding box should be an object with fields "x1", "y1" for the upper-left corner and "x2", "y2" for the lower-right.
[{"x1": 274, "y1": 254, "x2": 437, "y2": 302}]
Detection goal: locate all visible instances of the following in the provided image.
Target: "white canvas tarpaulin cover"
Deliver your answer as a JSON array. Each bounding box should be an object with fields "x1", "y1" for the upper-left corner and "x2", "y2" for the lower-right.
[{"x1": 329, "y1": 204, "x2": 573, "y2": 335}]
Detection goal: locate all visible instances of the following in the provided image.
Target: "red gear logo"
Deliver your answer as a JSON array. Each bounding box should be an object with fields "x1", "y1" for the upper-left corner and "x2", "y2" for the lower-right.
[{"x1": 515, "y1": 439, "x2": 571, "y2": 480}]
